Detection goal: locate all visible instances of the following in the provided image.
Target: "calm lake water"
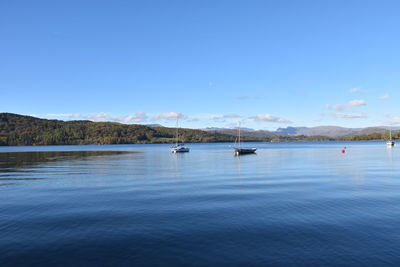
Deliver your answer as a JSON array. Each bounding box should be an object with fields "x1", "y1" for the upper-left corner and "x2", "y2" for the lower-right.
[{"x1": 1, "y1": 142, "x2": 400, "y2": 266}]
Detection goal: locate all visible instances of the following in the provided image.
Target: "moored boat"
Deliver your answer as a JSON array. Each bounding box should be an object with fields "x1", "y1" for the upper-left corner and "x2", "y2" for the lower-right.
[
  {"x1": 234, "y1": 122, "x2": 256, "y2": 155},
  {"x1": 386, "y1": 128, "x2": 395, "y2": 147},
  {"x1": 386, "y1": 141, "x2": 395, "y2": 147},
  {"x1": 235, "y1": 147, "x2": 257, "y2": 155},
  {"x1": 171, "y1": 118, "x2": 190, "y2": 153},
  {"x1": 171, "y1": 144, "x2": 190, "y2": 153}
]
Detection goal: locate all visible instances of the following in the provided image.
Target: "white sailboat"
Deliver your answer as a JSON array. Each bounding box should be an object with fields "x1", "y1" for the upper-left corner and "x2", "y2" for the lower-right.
[
  {"x1": 171, "y1": 119, "x2": 190, "y2": 153},
  {"x1": 386, "y1": 128, "x2": 395, "y2": 147},
  {"x1": 234, "y1": 122, "x2": 256, "y2": 155}
]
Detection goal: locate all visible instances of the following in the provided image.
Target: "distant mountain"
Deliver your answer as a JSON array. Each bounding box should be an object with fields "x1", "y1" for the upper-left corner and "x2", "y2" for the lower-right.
[
  {"x1": 203, "y1": 127, "x2": 276, "y2": 138},
  {"x1": 206, "y1": 126, "x2": 400, "y2": 138},
  {"x1": 275, "y1": 126, "x2": 400, "y2": 138},
  {"x1": 275, "y1": 126, "x2": 360, "y2": 138},
  {"x1": 206, "y1": 126, "x2": 356, "y2": 138},
  {"x1": 358, "y1": 127, "x2": 398, "y2": 135},
  {"x1": 275, "y1": 127, "x2": 309, "y2": 136}
]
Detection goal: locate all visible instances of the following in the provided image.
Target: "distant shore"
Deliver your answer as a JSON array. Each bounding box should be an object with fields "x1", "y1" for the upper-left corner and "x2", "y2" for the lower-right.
[{"x1": 0, "y1": 113, "x2": 395, "y2": 146}]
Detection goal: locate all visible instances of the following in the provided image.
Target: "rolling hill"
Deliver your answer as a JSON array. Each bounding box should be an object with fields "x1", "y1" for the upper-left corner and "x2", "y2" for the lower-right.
[{"x1": 0, "y1": 113, "x2": 260, "y2": 146}]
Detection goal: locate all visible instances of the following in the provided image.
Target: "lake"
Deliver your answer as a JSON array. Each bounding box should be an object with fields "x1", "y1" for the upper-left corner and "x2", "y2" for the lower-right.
[{"x1": 1, "y1": 142, "x2": 400, "y2": 266}]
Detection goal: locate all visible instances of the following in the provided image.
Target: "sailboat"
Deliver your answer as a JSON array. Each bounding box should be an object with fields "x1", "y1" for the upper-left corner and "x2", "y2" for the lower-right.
[
  {"x1": 234, "y1": 123, "x2": 257, "y2": 155},
  {"x1": 171, "y1": 119, "x2": 190, "y2": 153},
  {"x1": 386, "y1": 128, "x2": 395, "y2": 147}
]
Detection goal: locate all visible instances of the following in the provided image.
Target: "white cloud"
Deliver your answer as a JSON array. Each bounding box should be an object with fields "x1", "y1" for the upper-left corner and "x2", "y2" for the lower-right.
[
  {"x1": 326, "y1": 99, "x2": 367, "y2": 111},
  {"x1": 349, "y1": 87, "x2": 367, "y2": 93},
  {"x1": 122, "y1": 112, "x2": 148, "y2": 123},
  {"x1": 223, "y1": 113, "x2": 240, "y2": 119},
  {"x1": 85, "y1": 112, "x2": 148, "y2": 123},
  {"x1": 379, "y1": 94, "x2": 390, "y2": 100},
  {"x1": 333, "y1": 112, "x2": 367, "y2": 118},
  {"x1": 211, "y1": 113, "x2": 240, "y2": 121},
  {"x1": 45, "y1": 113, "x2": 81, "y2": 118},
  {"x1": 152, "y1": 112, "x2": 187, "y2": 120},
  {"x1": 86, "y1": 112, "x2": 109, "y2": 121},
  {"x1": 190, "y1": 113, "x2": 241, "y2": 122},
  {"x1": 249, "y1": 114, "x2": 291, "y2": 123},
  {"x1": 348, "y1": 99, "x2": 367, "y2": 107},
  {"x1": 333, "y1": 104, "x2": 346, "y2": 111},
  {"x1": 385, "y1": 114, "x2": 400, "y2": 125},
  {"x1": 70, "y1": 113, "x2": 82, "y2": 118},
  {"x1": 44, "y1": 112, "x2": 147, "y2": 123}
]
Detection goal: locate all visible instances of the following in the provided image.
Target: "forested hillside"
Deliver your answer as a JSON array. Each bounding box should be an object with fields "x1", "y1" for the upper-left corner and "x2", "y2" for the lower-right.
[
  {"x1": 0, "y1": 113, "x2": 261, "y2": 146},
  {"x1": 2, "y1": 113, "x2": 392, "y2": 146},
  {"x1": 338, "y1": 131, "x2": 399, "y2": 141}
]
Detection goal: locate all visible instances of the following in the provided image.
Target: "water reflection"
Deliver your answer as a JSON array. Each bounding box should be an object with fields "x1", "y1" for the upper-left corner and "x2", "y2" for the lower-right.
[
  {"x1": 0, "y1": 151, "x2": 136, "y2": 172},
  {"x1": 3, "y1": 143, "x2": 400, "y2": 266},
  {"x1": 235, "y1": 154, "x2": 243, "y2": 184}
]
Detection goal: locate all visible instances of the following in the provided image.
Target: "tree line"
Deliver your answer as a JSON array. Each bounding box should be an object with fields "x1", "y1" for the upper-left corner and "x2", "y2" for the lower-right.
[
  {"x1": 0, "y1": 113, "x2": 262, "y2": 146},
  {"x1": 338, "y1": 132, "x2": 399, "y2": 141},
  {"x1": 2, "y1": 113, "x2": 390, "y2": 146}
]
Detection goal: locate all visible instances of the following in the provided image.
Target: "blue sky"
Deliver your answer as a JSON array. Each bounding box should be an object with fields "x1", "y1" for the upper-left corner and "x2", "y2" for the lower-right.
[{"x1": 1, "y1": 0, "x2": 400, "y2": 130}]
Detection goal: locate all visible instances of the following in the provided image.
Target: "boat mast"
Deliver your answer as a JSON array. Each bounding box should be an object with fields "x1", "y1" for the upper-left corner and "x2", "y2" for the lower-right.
[
  {"x1": 390, "y1": 128, "x2": 392, "y2": 140},
  {"x1": 175, "y1": 118, "x2": 179, "y2": 145},
  {"x1": 238, "y1": 122, "x2": 241, "y2": 148}
]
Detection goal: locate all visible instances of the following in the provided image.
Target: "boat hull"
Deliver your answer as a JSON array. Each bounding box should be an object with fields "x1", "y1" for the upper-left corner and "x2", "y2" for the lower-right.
[
  {"x1": 171, "y1": 146, "x2": 190, "y2": 153},
  {"x1": 386, "y1": 141, "x2": 395, "y2": 147},
  {"x1": 235, "y1": 148, "x2": 257, "y2": 155}
]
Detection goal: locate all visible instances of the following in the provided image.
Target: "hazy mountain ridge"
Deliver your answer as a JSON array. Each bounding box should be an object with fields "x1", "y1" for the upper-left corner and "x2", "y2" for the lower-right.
[
  {"x1": 203, "y1": 127, "x2": 276, "y2": 138},
  {"x1": 206, "y1": 126, "x2": 399, "y2": 138},
  {"x1": 275, "y1": 126, "x2": 359, "y2": 138}
]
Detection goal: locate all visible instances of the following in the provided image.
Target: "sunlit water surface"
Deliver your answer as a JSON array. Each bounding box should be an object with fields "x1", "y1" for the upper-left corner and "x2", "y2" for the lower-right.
[{"x1": 1, "y1": 142, "x2": 400, "y2": 266}]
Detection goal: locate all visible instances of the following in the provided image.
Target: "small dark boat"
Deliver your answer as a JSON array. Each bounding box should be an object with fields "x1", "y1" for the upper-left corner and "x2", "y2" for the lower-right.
[
  {"x1": 235, "y1": 147, "x2": 257, "y2": 155},
  {"x1": 234, "y1": 122, "x2": 257, "y2": 155}
]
